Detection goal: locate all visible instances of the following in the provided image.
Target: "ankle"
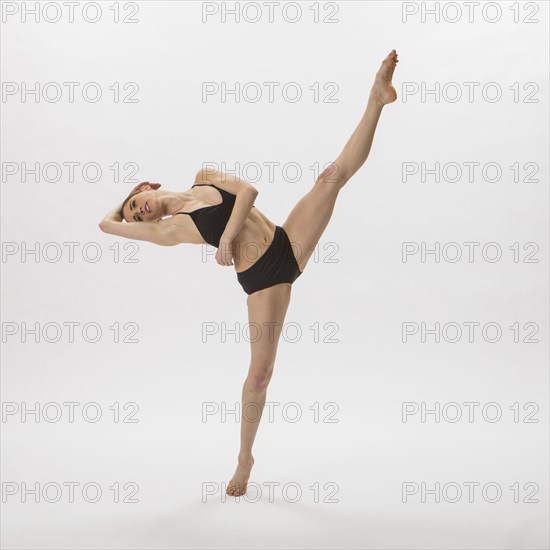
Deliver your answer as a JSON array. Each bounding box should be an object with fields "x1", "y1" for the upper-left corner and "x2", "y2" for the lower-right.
[
  {"x1": 238, "y1": 453, "x2": 254, "y2": 465},
  {"x1": 369, "y1": 88, "x2": 385, "y2": 108}
]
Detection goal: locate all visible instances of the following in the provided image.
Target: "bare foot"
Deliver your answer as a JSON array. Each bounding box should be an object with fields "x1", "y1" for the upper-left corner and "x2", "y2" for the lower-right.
[
  {"x1": 226, "y1": 456, "x2": 254, "y2": 497},
  {"x1": 372, "y1": 49, "x2": 399, "y2": 106}
]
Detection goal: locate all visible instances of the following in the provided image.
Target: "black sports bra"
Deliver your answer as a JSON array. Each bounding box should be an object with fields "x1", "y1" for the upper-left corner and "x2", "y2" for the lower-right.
[{"x1": 174, "y1": 183, "x2": 254, "y2": 248}]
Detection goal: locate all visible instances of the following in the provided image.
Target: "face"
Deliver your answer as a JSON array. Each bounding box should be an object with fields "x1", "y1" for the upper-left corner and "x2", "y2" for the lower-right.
[{"x1": 123, "y1": 188, "x2": 160, "y2": 223}]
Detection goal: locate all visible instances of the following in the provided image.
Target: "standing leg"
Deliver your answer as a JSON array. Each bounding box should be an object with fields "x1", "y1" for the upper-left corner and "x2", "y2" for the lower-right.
[
  {"x1": 283, "y1": 49, "x2": 399, "y2": 271},
  {"x1": 226, "y1": 283, "x2": 292, "y2": 497}
]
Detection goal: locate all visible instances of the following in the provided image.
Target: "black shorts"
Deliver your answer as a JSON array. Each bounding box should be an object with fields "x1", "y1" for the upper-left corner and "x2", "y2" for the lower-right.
[{"x1": 236, "y1": 225, "x2": 303, "y2": 295}]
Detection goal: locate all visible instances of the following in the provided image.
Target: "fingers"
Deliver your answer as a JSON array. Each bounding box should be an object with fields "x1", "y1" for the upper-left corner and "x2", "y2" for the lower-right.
[
  {"x1": 215, "y1": 252, "x2": 234, "y2": 266},
  {"x1": 216, "y1": 242, "x2": 235, "y2": 266},
  {"x1": 132, "y1": 181, "x2": 161, "y2": 191}
]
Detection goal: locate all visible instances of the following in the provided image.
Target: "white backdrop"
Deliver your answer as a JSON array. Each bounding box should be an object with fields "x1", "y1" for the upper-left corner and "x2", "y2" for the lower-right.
[{"x1": 1, "y1": 1, "x2": 548, "y2": 548}]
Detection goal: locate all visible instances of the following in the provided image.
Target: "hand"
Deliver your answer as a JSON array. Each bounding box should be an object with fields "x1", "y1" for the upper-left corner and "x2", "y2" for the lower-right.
[
  {"x1": 216, "y1": 238, "x2": 235, "y2": 267},
  {"x1": 132, "y1": 181, "x2": 161, "y2": 192}
]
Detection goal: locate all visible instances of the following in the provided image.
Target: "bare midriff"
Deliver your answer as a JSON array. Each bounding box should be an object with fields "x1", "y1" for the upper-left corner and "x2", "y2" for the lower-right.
[{"x1": 232, "y1": 207, "x2": 277, "y2": 273}]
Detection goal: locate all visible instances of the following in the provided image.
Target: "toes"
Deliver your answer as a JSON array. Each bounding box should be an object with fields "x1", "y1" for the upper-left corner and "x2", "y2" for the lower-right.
[{"x1": 227, "y1": 482, "x2": 247, "y2": 497}]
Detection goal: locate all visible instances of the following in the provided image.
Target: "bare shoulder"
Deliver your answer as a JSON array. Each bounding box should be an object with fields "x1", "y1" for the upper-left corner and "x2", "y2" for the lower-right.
[{"x1": 194, "y1": 168, "x2": 258, "y2": 196}]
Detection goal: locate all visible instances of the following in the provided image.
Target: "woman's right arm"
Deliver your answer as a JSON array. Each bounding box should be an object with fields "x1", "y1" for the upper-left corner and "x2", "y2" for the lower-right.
[{"x1": 99, "y1": 203, "x2": 177, "y2": 246}]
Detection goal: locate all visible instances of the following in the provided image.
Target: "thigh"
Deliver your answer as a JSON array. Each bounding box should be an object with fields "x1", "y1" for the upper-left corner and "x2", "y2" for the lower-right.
[
  {"x1": 246, "y1": 283, "x2": 292, "y2": 371},
  {"x1": 282, "y1": 175, "x2": 343, "y2": 272}
]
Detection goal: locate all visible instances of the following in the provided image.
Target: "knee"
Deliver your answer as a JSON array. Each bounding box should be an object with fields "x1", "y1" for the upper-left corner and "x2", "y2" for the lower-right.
[
  {"x1": 247, "y1": 362, "x2": 274, "y2": 391},
  {"x1": 317, "y1": 169, "x2": 348, "y2": 192}
]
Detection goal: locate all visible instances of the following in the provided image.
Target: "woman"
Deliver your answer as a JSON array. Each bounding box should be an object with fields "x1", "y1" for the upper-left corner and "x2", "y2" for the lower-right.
[{"x1": 100, "y1": 50, "x2": 399, "y2": 497}]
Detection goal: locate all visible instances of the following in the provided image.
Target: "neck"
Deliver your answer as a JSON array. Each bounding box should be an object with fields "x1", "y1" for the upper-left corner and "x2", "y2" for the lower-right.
[{"x1": 157, "y1": 190, "x2": 192, "y2": 217}]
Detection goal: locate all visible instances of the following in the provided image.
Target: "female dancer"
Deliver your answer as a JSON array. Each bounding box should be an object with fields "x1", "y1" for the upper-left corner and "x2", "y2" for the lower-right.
[{"x1": 100, "y1": 50, "x2": 399, "y2": 497}]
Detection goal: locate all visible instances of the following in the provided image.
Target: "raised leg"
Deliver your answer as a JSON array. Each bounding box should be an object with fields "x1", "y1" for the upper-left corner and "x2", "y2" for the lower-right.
[
  {"x1": 283, "y1": 49, "x2": 399, "y2": 271},
  {"x1": 226, "y1": 283, "x2": 292, "y2": 497}
]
